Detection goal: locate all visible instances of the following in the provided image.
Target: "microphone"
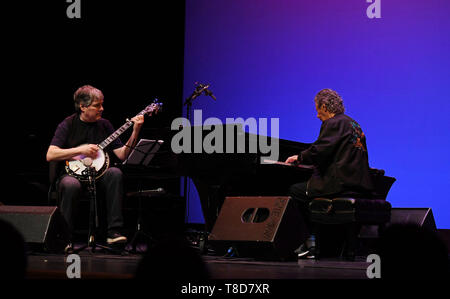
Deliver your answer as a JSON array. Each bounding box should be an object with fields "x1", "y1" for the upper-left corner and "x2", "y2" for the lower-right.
[
  {"x1": 81, "y1": 157, "x2": 95, "y2": 181},
  {"x1": 196, "y1": 83, "x2": 216, "y2": 101},
  {"x1": 82, "y1": 157, "x2": 93, "y2": 167},
  {"x1": 184, "y1": 82, "x2": 217, "y2": 106},
  {"x1": 203, "y1": 87, "x2": 216, "y2": 101}
]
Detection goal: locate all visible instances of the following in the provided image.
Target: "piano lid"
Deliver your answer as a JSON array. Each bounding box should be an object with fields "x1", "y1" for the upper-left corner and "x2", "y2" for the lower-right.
[{"x1": 136, "y1": 124, "x2": 312, "y2": 170}]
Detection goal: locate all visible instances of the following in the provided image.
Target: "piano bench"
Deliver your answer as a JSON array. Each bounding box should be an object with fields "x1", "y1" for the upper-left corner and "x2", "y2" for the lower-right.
[{"x1": 309, "y1": 197, "x2": 391, "y2": 260}]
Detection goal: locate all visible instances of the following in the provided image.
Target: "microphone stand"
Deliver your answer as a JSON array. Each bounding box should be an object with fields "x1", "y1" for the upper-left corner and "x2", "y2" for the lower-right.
[
  {"x1": 184, "y1": 83, "x2": 209, "y2": 120},
  {"x1": 120, "y1": 139, "x2": 165, "y2": 253},
  {"x1": 87, "y1": 166, "x2": 99, "y2": 239},
  {"x1": 182, "y1": 83, "x2": 216, "y2": 251},
  {"x1": 182, "y1": 83, "x2": 210, "y2": 223},
  {"x1": 72, "y1": 165, "x2": 118, "y2": 254}
]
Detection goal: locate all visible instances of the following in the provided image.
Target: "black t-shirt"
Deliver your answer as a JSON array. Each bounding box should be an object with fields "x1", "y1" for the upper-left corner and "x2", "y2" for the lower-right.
[
  {"x1": 49, "y1": 113, "x2": 124, "y2": 181},
  {"x1": 50, "y1": 113, "x2": 123, "y2": 151}
]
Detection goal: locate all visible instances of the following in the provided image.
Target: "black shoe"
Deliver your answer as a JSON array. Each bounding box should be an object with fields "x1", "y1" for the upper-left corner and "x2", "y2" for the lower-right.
[
  {"x1": 295, "y1": 243, "x2": 316, "y2": 259},
  {"x1": 107, "y1": 231, "x2": 127, "y2": 245}
]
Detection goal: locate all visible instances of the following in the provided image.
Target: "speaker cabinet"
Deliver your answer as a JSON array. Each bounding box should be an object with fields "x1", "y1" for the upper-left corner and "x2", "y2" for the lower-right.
[
  {"x1": 208, "y1": 196, "x2": 307, "y2": 260},
  {"x1": 389, "y1": 208, "x2": 437, "y2": 231},
  {"x1": 0, "y1": 205, "x2": 70, "y2": 253}
]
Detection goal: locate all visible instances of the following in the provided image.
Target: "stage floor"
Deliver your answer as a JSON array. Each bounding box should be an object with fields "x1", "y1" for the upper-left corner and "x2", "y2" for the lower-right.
[{"x1": 25, "y1": 249, "x2": 371, "y2": 280}]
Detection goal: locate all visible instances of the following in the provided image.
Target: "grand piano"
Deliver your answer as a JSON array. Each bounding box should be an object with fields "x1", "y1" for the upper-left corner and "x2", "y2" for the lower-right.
[
  {"x1": 123, "y1": 122, "x2": 395, "y2": 239},
  {"x1": 126, "y1": 124, "x2": 313, "y2": 232}
]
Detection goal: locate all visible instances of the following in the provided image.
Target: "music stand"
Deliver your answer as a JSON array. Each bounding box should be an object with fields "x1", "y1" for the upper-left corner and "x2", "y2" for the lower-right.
[
  {"x1": 123, "y1": 139, "x2": 163, "y2": 167},
  {"x1": 123, "y1": 139, "x2": 164, "y2": 253}
]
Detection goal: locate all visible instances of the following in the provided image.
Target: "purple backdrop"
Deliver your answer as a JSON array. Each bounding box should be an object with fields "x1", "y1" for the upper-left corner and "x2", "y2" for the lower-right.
[{"x1": 182, "y1": 0, "x2": 450, "y2": 228}]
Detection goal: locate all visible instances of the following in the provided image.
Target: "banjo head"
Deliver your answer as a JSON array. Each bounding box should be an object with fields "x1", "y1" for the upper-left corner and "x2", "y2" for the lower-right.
[{"x1": 66, "y1": 149, "x2": 109, "y2": 180}]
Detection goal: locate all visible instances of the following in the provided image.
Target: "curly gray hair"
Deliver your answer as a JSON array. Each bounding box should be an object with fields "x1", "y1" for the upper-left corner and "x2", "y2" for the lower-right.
[
  {"x1": 73, "y1": 85, "x2": 104, "y2": 113},
  {"x1": 314, "y1": 89, "x2": 345, "y2": 114}
]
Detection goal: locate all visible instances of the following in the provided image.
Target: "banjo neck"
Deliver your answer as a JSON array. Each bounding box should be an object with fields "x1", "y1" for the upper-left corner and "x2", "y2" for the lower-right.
[{"x1": 98, "y1": 109, "x2": 147, "y2": 150}]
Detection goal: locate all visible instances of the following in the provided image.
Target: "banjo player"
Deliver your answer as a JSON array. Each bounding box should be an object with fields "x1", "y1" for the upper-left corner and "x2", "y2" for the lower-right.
[{"x1": 46, "y1": 85, "x2": 145, "y2": 251}]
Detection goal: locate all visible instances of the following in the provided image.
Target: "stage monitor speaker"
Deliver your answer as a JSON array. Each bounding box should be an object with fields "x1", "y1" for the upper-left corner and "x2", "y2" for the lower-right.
[
  {"x1": 0, "y1": 205, "x2": 70, "y2": 253},
  {"x1": 208, "y1": 196, "x2": 308, "y2": 261},
  {"x1": 388, "y1": 208, "x2": 437, "y2": 232}
]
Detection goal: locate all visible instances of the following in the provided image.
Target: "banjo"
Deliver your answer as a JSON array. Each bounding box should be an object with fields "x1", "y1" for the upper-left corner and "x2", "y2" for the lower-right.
[{"x1": 65, "y1": 100, "x2": 162, "y2": 181}]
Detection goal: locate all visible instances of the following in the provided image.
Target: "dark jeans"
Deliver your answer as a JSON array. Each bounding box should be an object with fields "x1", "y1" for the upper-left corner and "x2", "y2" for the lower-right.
[
  {"x1": 289, "y1": 181, "x2": 316, "y2": 236},
  {"x1": 57, "y1": 167, "x2": 124, "y2": 236}
]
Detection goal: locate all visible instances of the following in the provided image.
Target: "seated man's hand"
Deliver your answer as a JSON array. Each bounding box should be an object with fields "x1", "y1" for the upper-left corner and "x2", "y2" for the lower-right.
[
  {"x1": 131, "y1": 115, "x2": 145, "y2": 131},
  {"x1": 285, "y1": 155, "x2": 299, "y2": 164},
  {"x1": 79, "y1": 144, "x2": 99, "y2": 159}
]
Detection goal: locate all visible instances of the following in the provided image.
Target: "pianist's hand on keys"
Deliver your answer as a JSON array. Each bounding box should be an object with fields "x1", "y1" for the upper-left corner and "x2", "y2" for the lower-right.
[{"x1": 285, "y1": 155, "x2": 299, "y2": 164}]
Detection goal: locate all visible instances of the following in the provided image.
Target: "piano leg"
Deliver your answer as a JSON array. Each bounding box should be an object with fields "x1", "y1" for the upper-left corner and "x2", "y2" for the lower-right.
[{"x1": 192, "y1": 178, "x2": 225, "y2": 233}]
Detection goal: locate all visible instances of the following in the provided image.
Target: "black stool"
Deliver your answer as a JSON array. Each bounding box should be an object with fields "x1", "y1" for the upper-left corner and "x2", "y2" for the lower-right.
[
  {"x1": 309, "y1": 197, "x2": 391, "y2": 260},
  {"x1": 309, "y1": 169, "x2": 396, "y2": 260}
]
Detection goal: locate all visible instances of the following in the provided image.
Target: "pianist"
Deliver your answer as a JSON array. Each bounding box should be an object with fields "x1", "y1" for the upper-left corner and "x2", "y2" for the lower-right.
[{"x1": 285, "y1": 89, "x2": 374, "y2": 259}]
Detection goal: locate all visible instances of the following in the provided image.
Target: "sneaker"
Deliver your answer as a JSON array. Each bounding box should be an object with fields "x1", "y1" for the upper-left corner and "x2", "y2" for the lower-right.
[
  {"x1": 223, "y1": 246, "x2": 239, "y2": 258},
  {"x1": 295, "y1": 243, "x2": 316, "y2": 259},
  {"x1": 107, "y1": 231, "x2": 127, "y2": 245},
  {"x1": 64, "y1": 243, "x2": 74, "y2": 254}
]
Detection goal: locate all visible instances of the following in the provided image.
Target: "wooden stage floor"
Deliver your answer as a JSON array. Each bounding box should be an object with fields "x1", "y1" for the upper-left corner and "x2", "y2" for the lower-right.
[
  {"x1": 26, "y1": 249, "x2": 371, "y2": 280},
  {"x1": 23, "y1": 247, "x2": 448, "y2": 297}
]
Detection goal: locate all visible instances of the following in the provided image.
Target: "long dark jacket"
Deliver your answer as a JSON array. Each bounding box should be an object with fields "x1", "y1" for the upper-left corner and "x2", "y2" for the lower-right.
[{"x1": 300, "y1": 113, "x2": 374, "y2": 197}]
